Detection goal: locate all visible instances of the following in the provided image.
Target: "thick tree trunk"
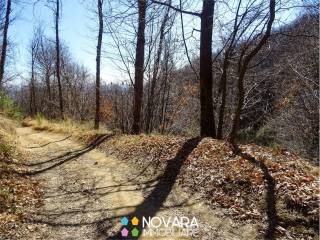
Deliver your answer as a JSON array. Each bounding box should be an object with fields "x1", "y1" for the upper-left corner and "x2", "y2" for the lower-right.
[
  {"x1": 94, "y1": 0, "x2": 103, "y2": 129},
  {"x1": 55, "y1": 0, "x2": 64, "y2": 119},
  {"x1": 230, "y1": 0, "x2": 275, "y2": 143},
  {"x1": 0, "y1": 0, "x2": 11, "y2": 90},
  {"x1": 199, "y1": 0, "x2": 216, "y2": 137},
  {"x1": 131, "y1": 0, "x2": 147, "y2": 134}
]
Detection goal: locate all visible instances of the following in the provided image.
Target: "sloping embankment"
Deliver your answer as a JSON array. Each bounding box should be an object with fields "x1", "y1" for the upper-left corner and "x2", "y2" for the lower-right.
[
  {"x1": 101, "y1": 134, "x2": 319, "y2": 239},
  {"x1": 0, "y1": 116, "x2": 42, "y2": 239}
]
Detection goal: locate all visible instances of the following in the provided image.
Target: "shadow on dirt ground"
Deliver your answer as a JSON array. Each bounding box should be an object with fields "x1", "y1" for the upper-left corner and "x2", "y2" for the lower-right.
[
  {"x1": 232, "y1": 144, "x2": 278, "y2": 240},
  {"x1": 102, "y1": 137, "x2": 201, "y2": 239},
  {"x1": 22, "y1": 134, "x2": 114, "y2": 175}
]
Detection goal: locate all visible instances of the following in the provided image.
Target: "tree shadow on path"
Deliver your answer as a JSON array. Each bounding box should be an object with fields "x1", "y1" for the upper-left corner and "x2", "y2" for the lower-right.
[
  {"x1": 232, "y1": 144, "x2": 278, "y2": 240},
  {"x1": 24, "y1": 135, "x2": 72, "y2": 149},
  {"x1": 101, "y1": 137, "x2": 201, "y2": 239},
  {"x1": 23, "y1": 134, "x2": 114, "y2": 176}
]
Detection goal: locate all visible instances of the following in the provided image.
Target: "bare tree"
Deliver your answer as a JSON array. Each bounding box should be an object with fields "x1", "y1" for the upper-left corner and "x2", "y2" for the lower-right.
[
  {"x1": 0, "y1": 0, "x2": 12, "y2": 90},
  {"x1": 94, "y1": 0, "x2": 104, "y2": 129},
  {"x1": 45, "y1": 0, "x2": 64, "y2": 118},
  {"x1": 0, "y1": 0, "x2": 5, "y2": 32},
  {"x1": 230, "y1": 0, "x2": 276, "y2": 143},
  {"x1": 36, "y1": 33, "x2": 54, "y2": 109},
  {"x1": 132, "y1": 0, "x2": 147, "y2": 134},
  {"x1": 29, "y1": 27, "x2": 42, "y2": 116},
  {"x1": 199, "y1": 0, "x2": 216, "y2": 137},
  {"x1": 216, "y1": 0, "x2": 243, "y2": 139},
  {"x1": 55, "y1": 0, "x2": 64, "y2": 118},
  {"x1": 151, "y1": 0, "x2": 216, "y2": 137},
  {"x1": 145, "y1": 1, "x2": 171, "y2": 133}
]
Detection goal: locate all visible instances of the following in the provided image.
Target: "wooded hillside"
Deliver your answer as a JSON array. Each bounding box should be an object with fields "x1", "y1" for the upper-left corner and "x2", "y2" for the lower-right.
[{"x1": 0, "y1": 1, "x2": 319, "y2": 238}]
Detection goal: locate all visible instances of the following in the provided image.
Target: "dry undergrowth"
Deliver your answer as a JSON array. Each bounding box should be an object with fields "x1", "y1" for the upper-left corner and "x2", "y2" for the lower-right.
[
  {"x1": 0, "y1": 115, "x2": 42, "y2": 239},
  {"x1": 21, "y1": 117, "x2": 111, "y2": 143}
]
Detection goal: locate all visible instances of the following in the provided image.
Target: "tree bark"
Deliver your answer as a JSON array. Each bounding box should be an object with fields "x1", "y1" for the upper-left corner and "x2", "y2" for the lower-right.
[
  {"x1": 199, "y1": 0, "x2": 216, "y2": 137},
  {"x1": 94, "y1": 0, "x2": 104, "y2": 129},
  {"x1": 55, "y1": 0, "x2": 64, "y2": 119},
  {"x1": 131, "y1": 0, "x2": 147, "y2": 134},
  {"x1": 0, "y1": 0, "x2": 11, "y2": 90}
]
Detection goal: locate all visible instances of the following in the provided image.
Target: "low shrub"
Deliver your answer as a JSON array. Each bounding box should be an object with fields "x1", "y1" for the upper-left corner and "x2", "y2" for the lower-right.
[
  {"x1": 237, "y1": 126, "x2": 281, "y2": 148},
  {"x1": 0, "y1": 93, "x2": 22, "y2": 120}
]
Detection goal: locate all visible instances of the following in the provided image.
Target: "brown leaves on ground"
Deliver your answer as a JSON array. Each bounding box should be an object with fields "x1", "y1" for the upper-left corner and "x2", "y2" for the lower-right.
[
  {"x1": 102, "y1": 135, "x2": 319, "y2": 238},
  {"x1": 0, "y1": 170, "x2": 42, "y2": 236},
  {"x1": 0, "y1": 132, "x2": 42, "y2": 239}
]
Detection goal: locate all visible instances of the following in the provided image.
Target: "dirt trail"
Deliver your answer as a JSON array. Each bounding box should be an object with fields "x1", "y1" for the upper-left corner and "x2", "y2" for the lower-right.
[{"x1": 17, "y1": 127, "x2": 257, "y2": 240}]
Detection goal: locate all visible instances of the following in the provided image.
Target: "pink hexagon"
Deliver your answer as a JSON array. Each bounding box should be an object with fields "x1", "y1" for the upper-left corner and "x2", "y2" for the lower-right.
[{"x1": 121, "y1": 227, "x2": 129, "y2": 237}]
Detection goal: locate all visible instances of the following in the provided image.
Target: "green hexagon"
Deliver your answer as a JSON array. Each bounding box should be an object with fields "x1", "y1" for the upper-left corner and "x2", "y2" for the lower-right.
[{"x1": 131, "y1": 227, "x2": 139, "y2": 237}]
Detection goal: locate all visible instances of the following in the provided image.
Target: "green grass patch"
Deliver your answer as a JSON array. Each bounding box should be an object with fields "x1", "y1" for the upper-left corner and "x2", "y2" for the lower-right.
[
  {"x1": 0, "y1": 93, "x2": 22, "y2": 120},
  {"x1": 237, "y1": 126, "x2": 281, "y2": 149}
]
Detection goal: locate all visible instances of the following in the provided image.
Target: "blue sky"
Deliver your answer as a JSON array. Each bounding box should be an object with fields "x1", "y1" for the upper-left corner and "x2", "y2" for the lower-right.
[
  {"x1": 10, "y1": 0, "x2": 118, "y2": 84},
  {"x1": 9, "y1": 0, "x2": 301, "y2": 86}
]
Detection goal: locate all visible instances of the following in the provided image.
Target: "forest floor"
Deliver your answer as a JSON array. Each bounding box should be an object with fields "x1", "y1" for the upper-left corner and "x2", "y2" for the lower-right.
[{"x1": 0, "y1": 118, "x2": 318, "y2": 239}]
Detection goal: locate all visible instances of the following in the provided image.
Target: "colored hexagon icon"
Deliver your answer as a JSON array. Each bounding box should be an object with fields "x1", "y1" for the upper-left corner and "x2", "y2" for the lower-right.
[
  {"x1": 120, "y1": 217, "x2": 129, "y2": 226},
  {"x1": 121, "y1": 227, "x2": 129, "y2": 237},
  {"x1": 131, "y1": 216, "x2": 139, "y2": 226},
  {"x1": 131, "y1": 227, "x2": 139, "y2": 237}
]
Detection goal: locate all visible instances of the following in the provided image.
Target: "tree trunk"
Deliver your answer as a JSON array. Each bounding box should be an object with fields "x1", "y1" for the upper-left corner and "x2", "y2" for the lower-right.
[
  {"x1": 131, "y1": 0, "x2": 147, "y2": 134},
  {"x1": 55, "y1": 0, "x2": 64, "y2": 119},
  {"x1": 199, "y1": 0, "x2": 216, "y2": 137},
  {"x1": 230, "y1": 0, "x2": 275, "y2": 143},
  {"x1": 94, "y1": 0, "x2": 103, "y2": 129},
  {"x1": 217, "y1": 57, "x2": 229, "y2": 139},
  {"x1": 159, "y1": 50, "x2": 169, "y2": 133},
  {"x1": 217, "y1": 0, "x2": 241, "y2": 139},
  {"x1": 30, "y1": 46, "x2": 37, "y2": 116},
  {"x1": 161, "y1": 65, "x2": 171, "y2": 134},
  {"x1": 145, "y1": 2, "x2": 170, "y2": 133},
  {"x1": 0, "y1": 0, "x2": 11, "y2": 90},
  {"x1": 45, "y1": 70, "x2": 51, "y2": 101}
]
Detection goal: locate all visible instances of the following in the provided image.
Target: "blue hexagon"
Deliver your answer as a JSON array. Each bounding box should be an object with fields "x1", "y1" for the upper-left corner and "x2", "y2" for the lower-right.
[{"x1": 120, "y1": 217, "x2": 129, "y2": 226}]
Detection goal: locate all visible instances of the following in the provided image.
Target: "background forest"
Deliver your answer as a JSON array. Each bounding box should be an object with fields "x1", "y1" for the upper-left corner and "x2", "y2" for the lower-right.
[{"x1": 0, "y1": 0, "x2": 318, "y2": 161}]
